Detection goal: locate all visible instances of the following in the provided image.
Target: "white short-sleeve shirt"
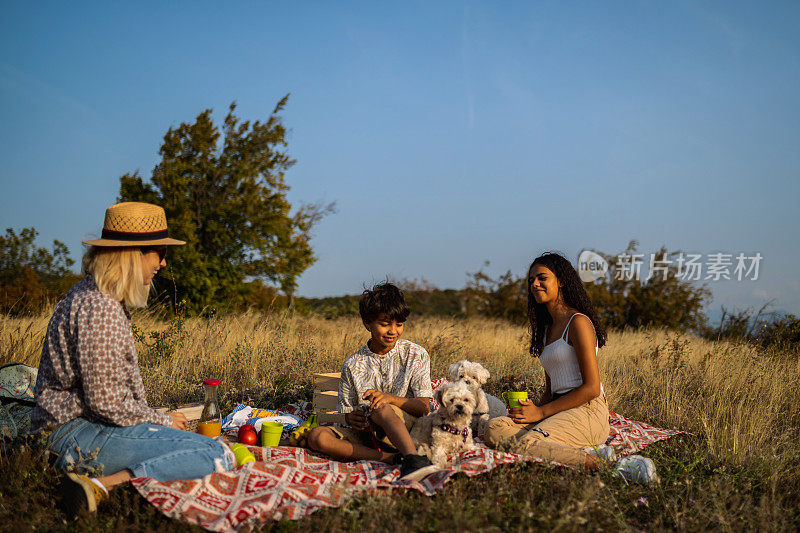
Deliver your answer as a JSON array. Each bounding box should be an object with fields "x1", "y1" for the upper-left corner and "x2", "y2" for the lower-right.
[{"x1": 337, "y1": 339, "x2": 433, "y2": 414}]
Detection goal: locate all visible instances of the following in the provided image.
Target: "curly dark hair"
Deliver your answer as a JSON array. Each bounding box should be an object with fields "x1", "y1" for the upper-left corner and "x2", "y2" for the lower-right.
[
  {"x1": 358, "y1": 282, "x2": 410, "y2": 323},
  {"x1": 527, "y1": 252, "x2": 607, "y2": 356}
]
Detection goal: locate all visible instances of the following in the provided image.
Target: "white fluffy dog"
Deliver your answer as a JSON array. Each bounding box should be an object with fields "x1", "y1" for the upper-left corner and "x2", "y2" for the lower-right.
[
  {"x1": 411, "y1": 381, "x2": 476, "y2": 466},
  {"x1": 447, "y1": 360, "x2": 493, "y2": 435}
]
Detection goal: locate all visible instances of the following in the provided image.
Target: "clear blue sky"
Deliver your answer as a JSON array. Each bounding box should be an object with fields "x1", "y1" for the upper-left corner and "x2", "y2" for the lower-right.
[{"x1": 1, "y1": 1, "x2": 798, "y2": 317}]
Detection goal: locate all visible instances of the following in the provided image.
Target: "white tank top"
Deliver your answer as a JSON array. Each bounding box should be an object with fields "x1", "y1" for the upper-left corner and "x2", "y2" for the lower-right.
[{"x1": 539, "y1": 312, "x2": 601, "y2": 395}]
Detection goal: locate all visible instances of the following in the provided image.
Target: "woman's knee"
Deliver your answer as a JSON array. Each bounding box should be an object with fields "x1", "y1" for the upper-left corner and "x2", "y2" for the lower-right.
[
  {"x1": 484, "y1": 416, "x2": 515, "y2": 448},
  {"x1": 161, "y1": 431, "x2": 230, "y2": 462},
  {"x1": 129, "y1": 434, "x2": 232, "y2": 480},
  {"x1": 196, "y1": 438, "x2": 232, "y2": 473}
]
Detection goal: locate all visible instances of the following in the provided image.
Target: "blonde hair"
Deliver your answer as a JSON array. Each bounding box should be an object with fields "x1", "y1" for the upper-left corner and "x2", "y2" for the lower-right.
[{"x1": 82, "y1": 246, "x2": 149, "y2": 307}]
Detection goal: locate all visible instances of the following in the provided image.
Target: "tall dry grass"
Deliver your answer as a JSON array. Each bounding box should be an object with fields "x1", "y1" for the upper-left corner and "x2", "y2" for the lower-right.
[{"x1": 2, "y1": 309, "x2": 798, "y2": 482}]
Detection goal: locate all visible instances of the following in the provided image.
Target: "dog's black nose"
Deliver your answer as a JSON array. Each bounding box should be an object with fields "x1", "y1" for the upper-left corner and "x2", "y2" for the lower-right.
[{"x1": 455, "y1": 404, "x2": 464, "y2": 412}]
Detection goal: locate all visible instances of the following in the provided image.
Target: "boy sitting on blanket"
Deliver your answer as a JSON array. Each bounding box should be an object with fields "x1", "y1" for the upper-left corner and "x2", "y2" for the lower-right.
[{"x1": 307, "y1": 282, "x2": 439, "y2": 481}]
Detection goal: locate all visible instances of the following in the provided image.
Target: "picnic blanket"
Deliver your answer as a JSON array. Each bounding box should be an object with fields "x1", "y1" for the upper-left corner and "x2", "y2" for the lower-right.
[{"x1": 132, "y1": 400, "x2": 684, "y2": 532}]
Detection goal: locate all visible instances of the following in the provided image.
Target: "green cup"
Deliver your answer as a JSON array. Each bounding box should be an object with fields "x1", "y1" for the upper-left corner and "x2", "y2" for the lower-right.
[
  {"x1": 230, "y1": 443, "x2": 255, "y2": 466},
  {"x1": 259, "y1": 421, "x2": 283, "y2": 447},
  {"x1": 502, "y1": 391, "x2": 529, "y2": 408}
]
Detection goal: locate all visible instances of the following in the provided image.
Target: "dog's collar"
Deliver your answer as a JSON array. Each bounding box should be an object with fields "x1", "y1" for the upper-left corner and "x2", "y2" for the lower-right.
[{"x1": 439, "y1": 423, "x2": 470, "y2": 443}]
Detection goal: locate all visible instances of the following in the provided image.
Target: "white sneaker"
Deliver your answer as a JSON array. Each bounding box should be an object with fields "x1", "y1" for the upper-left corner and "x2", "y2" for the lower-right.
[
  {"x1": 615, "y1": 455, "x2": 659, "y2": 484},
  {"x1": 586, "y1": 444, "x2": 617, "y2": 463}
]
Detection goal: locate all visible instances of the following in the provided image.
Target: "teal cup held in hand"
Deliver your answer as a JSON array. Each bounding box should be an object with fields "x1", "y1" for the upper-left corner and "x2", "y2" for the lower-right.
[{"x1": 502, "y1": 391, "x2": 528, "y2": 408}]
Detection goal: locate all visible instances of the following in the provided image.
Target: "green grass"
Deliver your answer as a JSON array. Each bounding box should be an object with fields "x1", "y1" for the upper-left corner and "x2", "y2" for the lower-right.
[
  {"x1": 2, "y1": 416, "x2": 797, "y2": 532},
  {"x1": 2, "y1": 312, "x2": 799, "y2": 531}
]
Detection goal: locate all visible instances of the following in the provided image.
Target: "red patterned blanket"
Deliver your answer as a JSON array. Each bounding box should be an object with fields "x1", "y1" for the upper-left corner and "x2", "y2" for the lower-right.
[{"x1": 132, "y1": 404, "x2": 684, "y2": 531}]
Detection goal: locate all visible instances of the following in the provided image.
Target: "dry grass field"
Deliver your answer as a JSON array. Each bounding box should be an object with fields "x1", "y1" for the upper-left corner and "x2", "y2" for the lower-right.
[{"x1": 1, "y1": 309, "x2": 799, "y2": 531}]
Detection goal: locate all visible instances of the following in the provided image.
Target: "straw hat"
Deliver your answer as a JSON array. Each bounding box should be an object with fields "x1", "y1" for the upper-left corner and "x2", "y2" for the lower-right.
[{"x1": 82, "y1": 202, "x2": 186, "y2": 247}]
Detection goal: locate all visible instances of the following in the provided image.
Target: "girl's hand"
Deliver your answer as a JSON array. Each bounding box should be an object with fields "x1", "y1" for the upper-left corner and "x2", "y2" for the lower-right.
[
  {"x1": 509, "y1": 399, "x2": 545, "y2": 425},
  {"x1": 363, "y1": 389, "x2": 395, "y2": 411}
]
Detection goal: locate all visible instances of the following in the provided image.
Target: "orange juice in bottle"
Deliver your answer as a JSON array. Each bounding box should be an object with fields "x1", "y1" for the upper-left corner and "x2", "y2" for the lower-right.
[{"x1": 196, "y1": 378, "x2": 222, "y2": 437}]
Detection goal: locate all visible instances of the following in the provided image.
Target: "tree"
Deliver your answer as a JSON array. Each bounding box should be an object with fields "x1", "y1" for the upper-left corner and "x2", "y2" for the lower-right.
[
  {"x1": 585, "y1": 241, "x2": 710, "y2": 332},
  {"x1": 119, "y1": 96, "x2": 334, "y2": 313},
  {"x1": 0, "y1": 227, "x2": 78, "y2": 314},
  {"x1": 463, "y1": 264, "x2": 527, "y2": 323},
  {"x1": 456, "y1": 242, "x2": 709, "y2": 332}
]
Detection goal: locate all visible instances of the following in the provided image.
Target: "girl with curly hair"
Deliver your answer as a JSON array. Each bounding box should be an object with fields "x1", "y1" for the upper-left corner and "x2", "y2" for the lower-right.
[{"x1": 484, "y1": 252, "x2": 611, "y2": 469}]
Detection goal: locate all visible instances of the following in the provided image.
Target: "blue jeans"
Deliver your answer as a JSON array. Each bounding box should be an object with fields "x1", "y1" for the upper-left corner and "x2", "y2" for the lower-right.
[{"x1": 47, "y1": 418, "x2": 234, "y2": 481}]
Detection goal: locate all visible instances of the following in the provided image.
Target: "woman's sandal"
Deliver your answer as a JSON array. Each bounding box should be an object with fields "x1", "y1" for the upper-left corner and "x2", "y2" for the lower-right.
[{"x1": 58, "y1": 472, "x2": 109, "y2": 517}]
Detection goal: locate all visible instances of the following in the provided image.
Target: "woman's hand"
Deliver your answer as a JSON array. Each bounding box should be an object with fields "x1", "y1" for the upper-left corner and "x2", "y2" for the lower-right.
[
  {"x1": 509, "y1": 399, "x2": 545, "y2": 425},
  {"x1": 168, "y1": 411, "x2": 188, "y2": 431},
  {"x1": 362, "y1": 389, "x2": 396, "y2": 411},
  {"x1": 345, "y1": 409, "x2": 369, "y2": 431}
]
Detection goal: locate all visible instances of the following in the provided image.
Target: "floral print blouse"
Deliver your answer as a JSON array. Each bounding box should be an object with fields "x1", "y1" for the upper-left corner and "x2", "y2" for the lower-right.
[{"x1": 30, "y1": 275, "x2": 171, "y2": 432}]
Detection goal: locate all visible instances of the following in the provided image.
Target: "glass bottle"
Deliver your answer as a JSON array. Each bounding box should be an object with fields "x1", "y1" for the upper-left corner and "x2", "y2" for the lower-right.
[{"x1": 196, "y1": 378, "x2": 222, "y2": 437}]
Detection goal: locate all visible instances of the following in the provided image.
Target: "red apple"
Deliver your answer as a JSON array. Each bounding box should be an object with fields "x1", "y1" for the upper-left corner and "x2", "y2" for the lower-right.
[{"x1": 238, "y1": 426, "x2": 257, "y2": 445}]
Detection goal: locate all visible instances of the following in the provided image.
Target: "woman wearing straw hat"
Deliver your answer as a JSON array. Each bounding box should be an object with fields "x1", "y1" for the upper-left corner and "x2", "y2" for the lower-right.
[{"x1": 30, "y1": 202, "x2": 234, "y2": 516}]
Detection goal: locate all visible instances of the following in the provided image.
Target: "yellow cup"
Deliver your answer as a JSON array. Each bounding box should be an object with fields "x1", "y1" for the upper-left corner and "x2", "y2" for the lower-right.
[{"x1": 501, "y1": 391, "x2": 529, "y2": 408}]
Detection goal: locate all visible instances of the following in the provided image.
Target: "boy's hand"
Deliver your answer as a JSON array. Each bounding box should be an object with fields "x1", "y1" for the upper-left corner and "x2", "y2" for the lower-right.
[
  {"x1": 363, "y1": 389, "x2": 396, "y2": 411},
  {"x1": 345, "y1": 410, "x2": 369, "y2": 431}
]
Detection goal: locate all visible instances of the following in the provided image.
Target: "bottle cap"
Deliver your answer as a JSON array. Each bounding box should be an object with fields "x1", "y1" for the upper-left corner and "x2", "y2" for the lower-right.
[{"x1": 203, "y1": 378, "x2": 221, "y2": 386}]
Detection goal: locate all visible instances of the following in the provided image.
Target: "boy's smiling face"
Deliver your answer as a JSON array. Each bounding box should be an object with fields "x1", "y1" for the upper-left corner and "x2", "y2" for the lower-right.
[{"x1": 364, "y1": 314, "x2": 404, "y2": 355}]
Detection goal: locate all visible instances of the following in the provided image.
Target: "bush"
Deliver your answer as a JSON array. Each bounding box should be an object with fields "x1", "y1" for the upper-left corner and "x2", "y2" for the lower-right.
[
  {"x1": 712, "y1": 304, "x2": 800, "y2": 352},
  {"x1": 759, "y1": 313, "x2": 800, "y2": 350},
  {"x1": 0, "y1": 228, "x2": 79, "y2": 316}
]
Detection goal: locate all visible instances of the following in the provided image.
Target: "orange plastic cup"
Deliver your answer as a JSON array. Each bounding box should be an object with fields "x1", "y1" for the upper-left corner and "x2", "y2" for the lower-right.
[{"x1": 196, "y1": 420, "x2": 221, "y2": 437}]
